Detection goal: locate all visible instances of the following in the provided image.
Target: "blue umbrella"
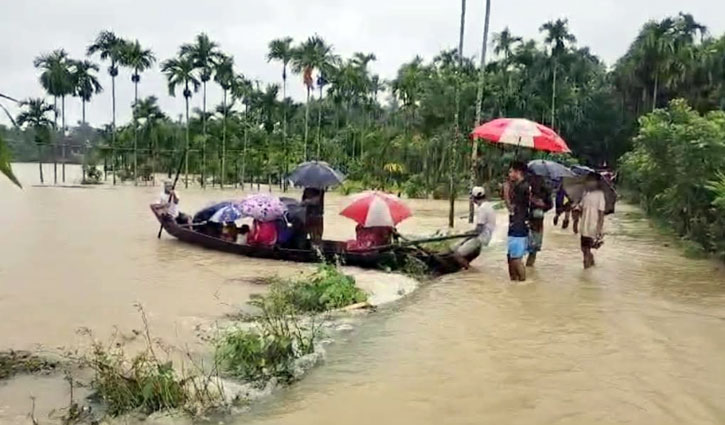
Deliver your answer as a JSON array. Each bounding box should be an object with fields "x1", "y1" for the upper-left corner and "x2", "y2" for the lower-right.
[
  {"x1": 210, "y1": 204, "x2": 243, "y2": 223},
  {"x1": 289, "y1": 161, "x2": 345, "y2": 189},
  {"x1": 527, "y1": 160, "x2": 575, "y2": 180},
  {"x1": 192, "y1": 201, "x2": 232, "y2": 223}
]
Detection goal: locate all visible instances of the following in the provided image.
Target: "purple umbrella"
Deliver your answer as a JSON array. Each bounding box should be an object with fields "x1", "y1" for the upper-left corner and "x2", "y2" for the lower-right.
[{"x1": 235, "y1": 193, "x2": 286, "y2": 222}]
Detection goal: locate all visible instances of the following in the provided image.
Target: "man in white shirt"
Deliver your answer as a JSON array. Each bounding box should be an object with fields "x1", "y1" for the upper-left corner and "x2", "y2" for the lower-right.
[
  {"x1": 453, "y1": 186, "x2": 497, "y2": 266},
  {"x1": 157, "y1": 181, "x2": 189, "y2": 224},
  {"x1": 579, "y1": 173, "x2": 606, "y2": 269}
]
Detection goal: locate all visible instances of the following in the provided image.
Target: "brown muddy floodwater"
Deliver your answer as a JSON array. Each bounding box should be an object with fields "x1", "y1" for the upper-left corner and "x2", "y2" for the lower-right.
[{"x1": 2, "y1": 163, "x2": 725, "y2": 425}]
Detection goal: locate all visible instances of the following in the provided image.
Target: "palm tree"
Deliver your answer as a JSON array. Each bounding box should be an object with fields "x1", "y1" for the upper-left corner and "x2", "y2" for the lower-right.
[
  {"x1": 33, "y1": 49, "x2": 73, "y2": 183},
  {"x1": 180, "y1": 33, "x2": 222, "y2": 188},
  {"x1": 291, "y1": 35, "x2": 335, "y2": 160},
  {"x1": 540, "y1": 18, "x2": 577, "y2": 128},
  {"x1": 267, "y1": 37, "x2": 294, "y2": 189},
  {"x1": 214, "y1": 54, "x2": 235, "y2": 188},
  {"x1": 120, "y1": 40, "x2": 156, "y2": 184},
  {"x1": 133, "y1": 96, "x2": 166, "y2": 178},
  {"x1": 470, "y1": 0, "x2": 491, "y2": 222},
  {"x1": 161, "y1": 54, "x2": 200, "y2": 188},
  {"x1": 87, "y1": 30, "x2": 126, "y2": 184},
  {"x1": 231, "y1": 74, "x2": 252, "y2": 189},
  {"x1": 70, "y1": 60, "x2": 102, "y2": 125},
  {"x1": 492, "y1": 28, "x2": 522, "y2": 62},
  {"x1": 16, "y1": 98, "x2": 54, "y2": 184}
]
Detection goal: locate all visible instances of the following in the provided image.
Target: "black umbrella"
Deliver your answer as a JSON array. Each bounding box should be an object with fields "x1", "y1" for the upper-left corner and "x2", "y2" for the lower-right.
[
  {"x1": 571, "y1": 165, "x2": 597, "y2": 176},
  {"x1": 528, "y1": 159, "x2": 575, "y2": 180},
  {"x1": 289, "y1": 161, "x2": 345, "y2": 189}
]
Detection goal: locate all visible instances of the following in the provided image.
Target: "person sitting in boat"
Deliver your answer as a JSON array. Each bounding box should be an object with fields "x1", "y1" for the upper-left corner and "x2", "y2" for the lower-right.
[
  {"x1": 301, "y1": 187, "x2": 324, "y2": 243},
  {"x1": 220, "y1": 222, "x2": 238, "y2": 242},
  {"x1": 346, "y1": 224, "x2": 394, "y2": 251},
  {"x1": 156, "y1": 181, "x2": 190, "y2": 225},
  {"x1": 247, "y1": 220, "x2": 277, "y2": 246},
  {"x1": 236, "y1": 224, "x2": 250, "y2": 244}
]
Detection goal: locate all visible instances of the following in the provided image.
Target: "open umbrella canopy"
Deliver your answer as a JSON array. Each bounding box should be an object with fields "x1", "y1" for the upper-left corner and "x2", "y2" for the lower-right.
[
  {"x1": 235, "y1": 193, "x2": 287, "y2": 222},
  {"x1": 471, "y1": 118, "x2": 571, "y2": 153},
  {"x1": 193, "y1": 201, "x2": 233, "y2": 223},
  {"x1": 340, "y1": 191, "x2": 412, "y2": 227},
  {"x1": 571, "y1": 165, "x2": 597, "y2": 176},
  {"x1": 289, "y1": 161, "x2": 345, "y2": 189},
  {"x1": 210, "y1": 204, "x2": 243, "y2": 223},
  {"x1": 528, "y1": 159, "x2": 575, "y2": 180},
  {"x1": 563, "y1": 175, "x2": 617, "y2": 215}
]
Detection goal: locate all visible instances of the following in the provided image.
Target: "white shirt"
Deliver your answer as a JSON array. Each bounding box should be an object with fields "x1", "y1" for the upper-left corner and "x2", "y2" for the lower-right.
[
  {"x1": 580, "y1": 190, "x2": 605, "y2": 238},
  {"x1": 474, "y1": 201, "x2": 497, "y2": 245},
  {"x1": 158, "y1": 191, "x2": 179, "y2": 218}
]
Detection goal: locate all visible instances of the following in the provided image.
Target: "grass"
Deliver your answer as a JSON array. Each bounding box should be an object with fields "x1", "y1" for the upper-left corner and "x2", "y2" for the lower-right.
[{"x1": 0, "y1": 350, "x2": 58, "y2": 380}]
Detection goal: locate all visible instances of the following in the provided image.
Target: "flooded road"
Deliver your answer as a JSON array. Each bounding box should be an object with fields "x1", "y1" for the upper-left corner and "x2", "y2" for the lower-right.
[{"x1": 2, "y1": 163, "x2": 725, "y2": 424}]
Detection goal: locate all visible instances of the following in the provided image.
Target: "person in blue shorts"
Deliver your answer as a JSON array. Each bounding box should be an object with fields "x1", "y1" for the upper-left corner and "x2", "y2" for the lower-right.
[{"x1": 505, "y1": 161, "x2": 530, "y2": 281}]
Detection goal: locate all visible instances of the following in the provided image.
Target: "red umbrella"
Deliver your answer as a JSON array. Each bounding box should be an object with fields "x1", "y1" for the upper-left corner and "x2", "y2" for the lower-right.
[
  {"x1": 471, "y1": 118, "x2": 570, "y2": 153},
  {"x1": 340, "y1": 191, "x2": 412, "y2": 227}
]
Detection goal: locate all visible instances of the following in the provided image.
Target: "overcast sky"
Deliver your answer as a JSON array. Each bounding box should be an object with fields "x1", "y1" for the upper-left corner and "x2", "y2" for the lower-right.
[{"x1": 1, "y1": 0, "x2": 722, "y2": 127}]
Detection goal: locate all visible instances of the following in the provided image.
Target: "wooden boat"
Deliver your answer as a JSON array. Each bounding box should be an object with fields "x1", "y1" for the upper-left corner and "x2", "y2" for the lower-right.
[{"x1": 151, "y1": 205, "x2": 479, "y2": 275}]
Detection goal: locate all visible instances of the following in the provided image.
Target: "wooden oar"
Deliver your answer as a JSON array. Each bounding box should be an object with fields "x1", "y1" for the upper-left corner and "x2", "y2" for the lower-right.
[{"x1": 157, "y1": 148, "x2": 187, "y2": 239}]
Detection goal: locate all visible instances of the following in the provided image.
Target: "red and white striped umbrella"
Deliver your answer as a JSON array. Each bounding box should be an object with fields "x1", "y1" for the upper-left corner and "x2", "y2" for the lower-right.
[
  {"x1": 471, "y1": 118, "x2": 571, "y2": 153},
  {"x1": 340, "y1": 191, "x2": 412, "y2": 227}
]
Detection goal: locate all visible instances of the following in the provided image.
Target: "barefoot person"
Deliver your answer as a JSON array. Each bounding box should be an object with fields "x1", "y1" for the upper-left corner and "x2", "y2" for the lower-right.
[
  {"x1": 452, "y1": 186, "x2": 496, "y2": 266},
  {"x1": 506, "y1": 162, "x2": 530, "y2": 281},
  {"x1": 580, "y1": 173, "x2": 606, "y2": 269}
]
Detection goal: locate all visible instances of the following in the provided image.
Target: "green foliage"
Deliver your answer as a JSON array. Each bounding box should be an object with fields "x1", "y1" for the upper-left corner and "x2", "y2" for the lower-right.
[
  {"x1": 0, "y1": 134, "x2": 21, "y2": 188},
  {"x1": 620, "y1": 99, "x2": 725, "y2": 258},
  {"x1": 402, "y1": 174, "x2": 427, "y2": 199},
  {"x1": 215, "y1": 328, "x2": 299, "y2": 383},
  {"x1": 339, "y1": 179, "x2": 365, "y2": 195},
  {"x1": 86, "y1": 343, "x2": 187, "y2": 416},
  {"x1": 262, "y1": 264, "x2": 367, "y2": 313}
]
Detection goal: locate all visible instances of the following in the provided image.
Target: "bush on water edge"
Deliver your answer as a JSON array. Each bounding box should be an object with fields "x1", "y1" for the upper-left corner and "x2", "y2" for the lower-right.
[
  {"x1": 215, "y1": 263, "x2": 365, "y2": 382},
  {"x1": 619, "y1": 99, "x2": 725, "y2": 260}
]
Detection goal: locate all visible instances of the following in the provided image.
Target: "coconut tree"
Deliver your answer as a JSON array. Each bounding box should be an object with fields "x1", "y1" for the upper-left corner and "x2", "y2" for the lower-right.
[
  {"x1": 120, "y1": 40, "x2": 156, "y2": 183},
  {"x1": 70, "y1": 60, "x2": 102, "y2": 125},
  {"x1": 133, "y1": 96, "x2": 166, "y2": 178},
  {"x1": 213, "y1": 54, "x2": 235, "y2": 188},
  {"x1": 231, "y1": 74, "x2": 253, "y2": 188},
  {"x1": 267, "y1": 37, "x2": 294, "y2": 189},
  {"x1": 33, "y1": 49, "x2": 73, "y2": 183},
  {"x1": 161, "y1": 54, "x2": 200, "y2": 188},
  {"x1": 470, "y1": 0, "x2": 491, "y2": 222},
  {"x1": 540, "y1": 18, "x2": 577, "y2": 128},
  {"x1": 87, "y1": 31, "x2": 126, "y2": 184},
  {"x1": 291, "y1": 35, "x2": 335, "y2": 160},
  {"x1": 16, "y1": 98, "x2": 54, "y2": 184},
  {"x1": 180, "y1": 33, "x2": 222, "y2": 187}
]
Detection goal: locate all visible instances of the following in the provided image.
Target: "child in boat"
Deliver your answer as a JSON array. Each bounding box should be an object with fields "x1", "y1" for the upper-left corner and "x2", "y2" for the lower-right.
[
  {"x1": 247, "y1": 220, "x2": 277, "y2": 246},
  {"x1": 236, "y1": 224, "x2": 250, "y2": 244},
  {"x1": 220, "y1": 223, "x2": 238, "y2": 242},
  {"x1": 346, "y1": 225, "x2": 394, "y2": 251}
]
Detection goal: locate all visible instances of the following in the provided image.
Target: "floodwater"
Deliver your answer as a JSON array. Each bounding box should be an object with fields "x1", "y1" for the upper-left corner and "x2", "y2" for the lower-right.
[{"x1": 2, "y1": 163, "x2": 725, "y2": 424}]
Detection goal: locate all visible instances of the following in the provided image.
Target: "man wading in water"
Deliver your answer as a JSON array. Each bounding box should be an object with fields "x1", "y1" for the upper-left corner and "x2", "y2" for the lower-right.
[
  {"x1": 504, "y1": 161, "x2": 530, "y2": 281},
  {"x1": 579, "y1": 173, "x2": 606, "y2": 268}
]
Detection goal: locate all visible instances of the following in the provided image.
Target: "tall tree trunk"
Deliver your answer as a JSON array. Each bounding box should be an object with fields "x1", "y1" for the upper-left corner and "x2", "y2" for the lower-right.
[
  {"x1": 241, "y1": 125, "x2": 248, "y2": 190},
  {"x1": 201, "y1": 81, "x2": 207, "y2": 188},
  {"x1": 112, "y1": 72, "x2": 117, "y2": 185},
  {"x1": 133, "y1": 79, "x2": 139, "y2": 185},
  {"x1": 61, "y1": 95, "x2": 66, "y2": 183},
  {"x1": 449, "y1": 0, "x2": 466, "y2": 228},
  {"x1": 317, "y1": 86, "x2": 323, "y2": 159},
  {"x1": 551, "y1": 62, "x2": 557, "y2": 129},
  {"x1": 652, "y1": 73, "x2": 659, "y2": 112},
  {"x1": 304, "y1": 87, "x2": 310, "y2": 161},
  {"x1": 184, "y1": 95, "x2": 190, "y2": 189},
  {"x1": 82, "y1": 98, "x2": 86, "y2": 125},
  {"x1": 221, "y1": 89, "x2": 227, "y2": 189},
  {"x1": 282, "y1": 67, "x2": 288, "y2": 192},
  {"x1": 37, "y1": 143, "x2": 44, "y2": 184},
  {"x1": 469, "y1": 0, "x2": 491, "y2": 222}
]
